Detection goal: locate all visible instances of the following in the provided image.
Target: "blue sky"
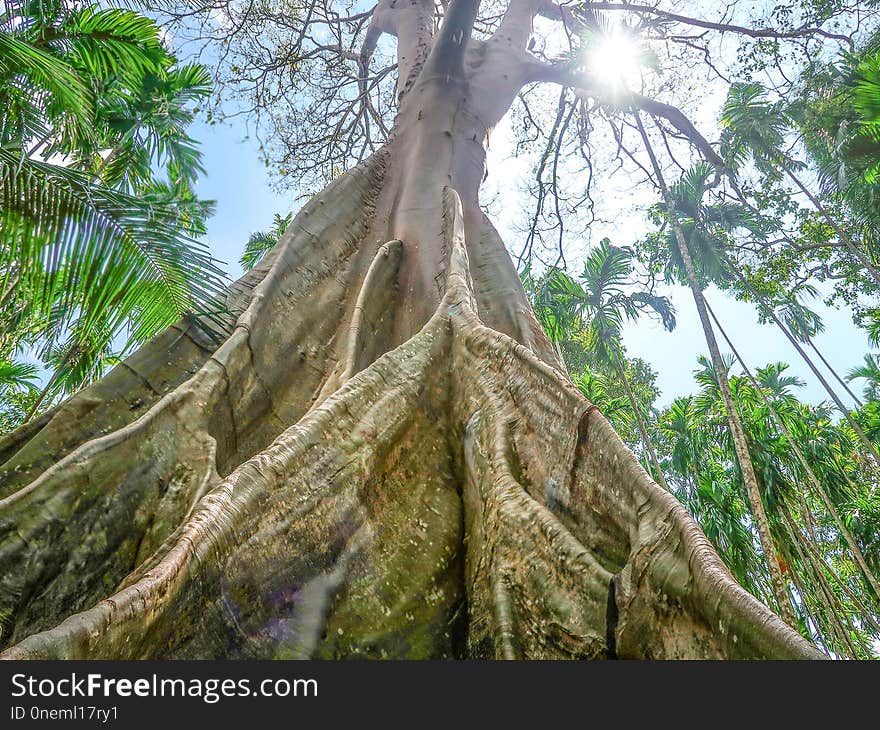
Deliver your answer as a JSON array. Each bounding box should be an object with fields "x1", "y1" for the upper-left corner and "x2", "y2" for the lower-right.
[
  {"x1": 190, "y1": 66, "x2": 870, "y2": 413},
  {"x1": 188, "y1": 117, "x2": 290, "y2": 282}
]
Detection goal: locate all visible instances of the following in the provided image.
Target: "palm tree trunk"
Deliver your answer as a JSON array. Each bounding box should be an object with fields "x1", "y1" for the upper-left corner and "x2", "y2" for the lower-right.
[
  {"x1": 23, "y1": 348, "x2": 74, "y2": 421},
  {"x1": 635, "y1": 113, "x2": 798, "y2": 627},
  {"x1": 725, "y1": 259, "x2": 880, "y2": 470},
  {"x1": 23, "y1": 342, "x2": 86, "y2": 422},
  {"x1": 781, "y1": 163, "x2": 880, "y2": 286},
  {"x1": 782, "y1": 513, "x2": 857, "y2": 657},
  {"x1": 723, "y1": 183, "x2": 864, "y2": 409},
  {"x1": 90, "y1": 132, "x2": 135, "y2": 183},
  {"x1": 24, "y1": 378, "x2": 53, "y2": 423},
  {"x1": 706, "y1": 299, "x2": 880, "y2": 603},
  {"x1": 612, "y1": 351, "x2": 670, "y2": 492},
  {"x1": 780, "y1": 503, "x2": 863, "y2": 658},
  {"x1": 808, "y1": 340, "x2": 863, "y2": 407},
  {"x1": 91, "y1": 147, "x2": 120, "y2": 183},
  {"x1": 797, "y1": 518, "x2": 880, "y2": 634},
  {"x1": 27, "y1": 132, "x2": 53, "y2": 158}
]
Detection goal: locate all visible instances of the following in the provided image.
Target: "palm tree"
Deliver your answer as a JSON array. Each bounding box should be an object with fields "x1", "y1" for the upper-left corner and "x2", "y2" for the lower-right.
[
  {"x1": 660, "y1": 393, "x2": 767, "y2": 600},
  {"x1": 721, "y1": 81, "x2": 880, "y2": 284},
  {"x1": 571, "y1": 369, "x2": 633, "y2": 428},
  {"x1": 1, "y1": 3, "x2": 165, "y2": 160},
  {"x1": 713, "y1": 84, "x2": 880, "y2": 454},
  {"x1": 85, "y1": 63, "x2": 212, "y2": 190},
  {"x1": 0, "y1": 358, "x2": 40, "y2": 435},
  {"x1": 240, "y1": 212, "x2": 293, "y2": 270},
  {"x1": 795, "y1": 37, "x2": 880, "y2": 232},
  {"x1": 0, "y1": 149, "x2": 226, "y2": 392},
  {"x1": 705, "y1": 302, "x2": 880, "y2": 650},
  {"x1": 679, "y1": 352, "x2": 880, "y2": 656},
  {"x1": 0, "y1": 2, "x2": 225, "y2": 412},
  {"x1": 645, "y1": 138, "x2": 880, "y2": 609},
  {"x1": 635, "y1": 113, "x2": 798, "y2": 626},
  {"x1": 0, "y1": 359, "x2": 39, "y2": 397},
  {"x1": 544, "y1": 238, "x2": 676, "y2": 491},
  {"x1": 852, "y1": 46, "x2": 880, "y2": 184}
]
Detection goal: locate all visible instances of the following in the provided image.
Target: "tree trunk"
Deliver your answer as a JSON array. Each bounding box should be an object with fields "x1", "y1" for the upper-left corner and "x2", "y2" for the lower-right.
[
  {"x1": 726, "y1": 259, "x2": 880, "y2": 470},
  {"x1": 781, "y1": 163, "x2": 880, "y2": 286},
  {"x1": 24, "y1": 346, "x2": 75, "y2": 421},
  {"x1": 612, "y1": 350, "x2": 670, "y2": 493},
  {"x1": 634, "y1": 113, "x2": 799, "y2": 629},
  {"x1": 0, "y1": 0, "x2": 821, "y2": 660},
  {"x1": 809, "y1": 341, "x2": 863, "y2": 408}
]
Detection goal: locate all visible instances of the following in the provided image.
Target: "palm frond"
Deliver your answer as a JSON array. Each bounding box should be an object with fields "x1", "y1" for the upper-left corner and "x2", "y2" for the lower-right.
[
  {"x1": 0, "y1": 29, "x2": 92, "y2": 143},
  {"x1": 240, "y1": 212, "x2": 292, "y2": 270},
  {"x1": 54, "y1": 6, "x2": 165, "y2": 85},
  {"x1": 581, "y1": 237, "x2": 632, "y2": 294},
  {"x1": 0, "y1": 145, "x2": 228, "y2": 348},
  {"x1": 629, "y1": 291, "x2": 676, "y2": 331},
  {"x1": 0, "y1": 359, "x2": 39, "y2": 393}
]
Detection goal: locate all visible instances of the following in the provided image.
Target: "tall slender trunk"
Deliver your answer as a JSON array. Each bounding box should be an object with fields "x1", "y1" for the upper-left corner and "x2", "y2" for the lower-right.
[
  {"x1": 635, "y1": 113, "x2": 798, "y2": 627},
  {"x1": 780, "y1": 162, "x2": 880, "y2": 286},
  {"x1": 24, "y1": 347, "x2": 75, "y2": 421},
  {"x1": 780, "y1": 504, "x2": 860, "y2": 658},
  {"x1": 808, "y1": 340, "x2": 863, "y2": 407},
  {"x1": 90, "y1": 139, "x2": 128, "y2": 183},
  {"x1": 728, "y1": 180, "x2": 866, "y2": 391},
  {"x1": 612, "y1": 350, "x2": 670, "y2": 492},
  {"x1": 27, "y1": 132, "x2": 53, "y2": 158},
  {"x1": 23, "y1": 377, "x2": 53, "y2": 422},
  {"x1": 706, "y1": 299, "x2": 880, "y2": 603},
  {"x1": 725, "y1": 259, "x2": 880, "y2": 470}
]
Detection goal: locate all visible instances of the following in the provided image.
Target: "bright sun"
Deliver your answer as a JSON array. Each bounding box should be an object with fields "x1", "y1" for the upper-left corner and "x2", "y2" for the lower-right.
[{"x1": 587, "y1": 31, "x2": 643, "y2": 91}]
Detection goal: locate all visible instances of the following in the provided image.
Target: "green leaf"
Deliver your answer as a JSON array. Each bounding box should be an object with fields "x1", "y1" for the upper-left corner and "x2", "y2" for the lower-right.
[{"x1": 0, "y1": 145, "x2": 229, "y2": 352}]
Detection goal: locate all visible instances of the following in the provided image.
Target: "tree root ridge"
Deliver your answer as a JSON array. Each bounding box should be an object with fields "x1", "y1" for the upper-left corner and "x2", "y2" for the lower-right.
[{"x1": 0, "y1": 175, "x2": 824, "y2": 660}]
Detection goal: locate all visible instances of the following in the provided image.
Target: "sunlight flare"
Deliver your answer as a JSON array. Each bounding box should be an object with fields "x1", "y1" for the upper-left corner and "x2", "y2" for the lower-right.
[{"x1": 586, "y1": 29, "x2": 644, "y2": 92}]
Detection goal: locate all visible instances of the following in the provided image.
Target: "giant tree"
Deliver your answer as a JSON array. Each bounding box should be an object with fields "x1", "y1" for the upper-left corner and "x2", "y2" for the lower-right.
[{"x1": 0, "y1": 0, "x2": 828, "y2": 659}]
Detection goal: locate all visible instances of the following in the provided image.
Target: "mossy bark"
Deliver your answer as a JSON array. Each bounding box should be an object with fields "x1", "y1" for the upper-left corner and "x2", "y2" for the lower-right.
[{"x1": 0, "y1": 0, "x2": 823, "y2": 659}]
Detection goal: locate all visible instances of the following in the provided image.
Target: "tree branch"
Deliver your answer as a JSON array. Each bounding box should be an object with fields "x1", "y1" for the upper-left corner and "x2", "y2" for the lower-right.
[
  {"x1": 633, "y1": 93, "x2": 722, "y2": 166},
  {"x1": 424, "y1": 0, "x2": 482, "y2": 79},
  {"x1": 527, "y1": 61, "x2": 722, "y2": 166},
  {"x1": 577, "y1": 2, "x2": 853, "y2": 45},
  {"x1": 493, "y1": 0, "x2": 540, "y2": 48}
]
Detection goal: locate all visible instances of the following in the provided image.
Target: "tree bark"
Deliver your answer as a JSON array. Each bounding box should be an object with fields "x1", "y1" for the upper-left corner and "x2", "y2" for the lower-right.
[
  {"x1": 634, "y1": 113, "x2": 799, "y2": 629},
  {"x1": 0, "y1": 0, "x2": 822, "y2": 660}
]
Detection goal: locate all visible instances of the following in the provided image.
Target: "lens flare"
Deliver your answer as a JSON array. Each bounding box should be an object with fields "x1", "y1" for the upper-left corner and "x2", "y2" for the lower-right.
[{"x1": 587, "y1": 31, "x2": 643, "y2": 92}]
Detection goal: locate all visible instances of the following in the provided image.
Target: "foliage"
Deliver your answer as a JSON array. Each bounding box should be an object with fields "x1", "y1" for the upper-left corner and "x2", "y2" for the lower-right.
[
  {"x1": 0, "y1": 0, "x2": 226, "y2": 425},
  {"x1": 522, "y1": 239, "x2": 671, "y2": 454},
  {"x1": 240, "y1": 212, "x2": 292, "y2": 271}
]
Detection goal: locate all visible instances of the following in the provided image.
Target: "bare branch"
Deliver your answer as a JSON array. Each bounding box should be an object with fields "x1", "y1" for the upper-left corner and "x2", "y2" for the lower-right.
[
  {"x1": 526, "y1": 61, "x2": 722, "y2": 166},
  {"x1": 578, "y1": 1, "x2": 854, "y2": 45}
]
